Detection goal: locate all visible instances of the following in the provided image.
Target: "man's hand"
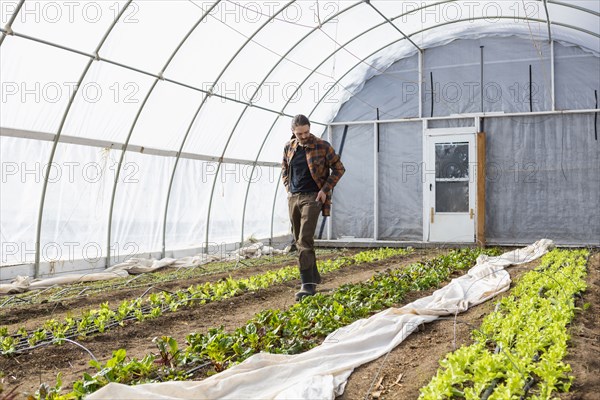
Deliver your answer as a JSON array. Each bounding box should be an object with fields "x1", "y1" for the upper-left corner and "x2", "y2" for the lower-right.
[{"x1": 315, "y1": 190, "x2": 326, "y2": 203}]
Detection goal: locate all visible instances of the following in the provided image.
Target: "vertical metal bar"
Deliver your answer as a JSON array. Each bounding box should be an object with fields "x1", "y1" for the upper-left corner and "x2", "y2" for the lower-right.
[
  {"x1": 270, "y1": 171, "x2": 284, "y2": 246},
  {"x1": 373, "y1": 122, "x2": 379, "y2": 241},
  {"x1": 418, "y1": 49, "x2": 423, "y2": 118},
  {"x1": 422, "y1": 121, "x2": 429, "y2": 242},
  {"x1": 161, "y1": 1, "x2": 223, "y2": 258},
  {"x1": 327, "y1": 125, "x2": 333, "y2": 240},
  {"x1": 550, "y1": 40, "x2": 556, "y2": 111},
  {"x1": 594, "y1": 91, "x2": 598, "y2": 141},
  {"x1": 480, "y1": 46, "x2": 484, "y2": 113},
  {"x1": 430, "y1": 71, "x2": 434, "y2": 118},
  {"x1": 204, "y1": 1, "x2": 298, "y2": 254},
  {"x1": 529, "y1": 64, "x2": 533, "y2": 112}
]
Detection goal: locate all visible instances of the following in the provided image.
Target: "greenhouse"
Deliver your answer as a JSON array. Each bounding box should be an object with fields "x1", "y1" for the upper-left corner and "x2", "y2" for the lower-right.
[{"x1": 0, "y1": 1, "x2": 598, "y2": 399}]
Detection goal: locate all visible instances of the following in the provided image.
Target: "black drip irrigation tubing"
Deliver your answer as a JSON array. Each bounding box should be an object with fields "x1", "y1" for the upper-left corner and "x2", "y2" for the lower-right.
[
  {"x1": 2, "y1": 253, "x2": 318, "y2": 354},
  {"x1": 8, "y1": 333, "x2": 213, "y2": 379},
  {"x1": 1, "y1": 251, "x2": 488, "y2": 355},
  {"x1": 1, "y1": 251, "x2": 371, "y2": 354},
  {"x1": 4, "y1": 292, "x2": 212, "y2": 355}
]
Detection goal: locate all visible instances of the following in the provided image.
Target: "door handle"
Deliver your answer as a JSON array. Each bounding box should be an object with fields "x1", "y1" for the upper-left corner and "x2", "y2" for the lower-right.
[
  {"x1": 469, "y1": 208, "x2": 475, "y2": 219},
  {"x1": 430, "y1": 207, "x2": 434, "y2": 224}
]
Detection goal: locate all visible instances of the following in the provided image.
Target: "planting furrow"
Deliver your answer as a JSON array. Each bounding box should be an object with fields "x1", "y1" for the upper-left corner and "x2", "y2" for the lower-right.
[
  {"x1": 41, "y1": 247, "x2": 501, "y2": 398},
  {"x1": 0, "y1": 251, "x2": 310, "y2": 309},
  {"x1": 0, "y1": 248, "x2": 412, "y2": 355}
]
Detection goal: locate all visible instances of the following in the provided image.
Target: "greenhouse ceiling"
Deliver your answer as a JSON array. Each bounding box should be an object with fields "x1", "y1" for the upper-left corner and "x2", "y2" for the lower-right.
[{"x1": 0, "y1": 0, "x2": 599, "y2": 274}]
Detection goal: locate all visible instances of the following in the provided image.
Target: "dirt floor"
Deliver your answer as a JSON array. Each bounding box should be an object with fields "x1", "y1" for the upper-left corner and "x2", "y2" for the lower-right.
[
  {"x1": 558, "y1": 251, "x2": 600, "y2": 400},
  {"x1": 1, "y1": 248, "x2": 597, "y2": 399},
  {"x1": 0, "y1": 248, "x2": 434, "y2": 397}
]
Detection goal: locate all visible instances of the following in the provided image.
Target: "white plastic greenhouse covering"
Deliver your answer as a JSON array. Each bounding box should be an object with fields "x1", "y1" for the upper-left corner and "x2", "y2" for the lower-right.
[{"x1": 1, "y1": 1, "x2": 599, "y2": 280}]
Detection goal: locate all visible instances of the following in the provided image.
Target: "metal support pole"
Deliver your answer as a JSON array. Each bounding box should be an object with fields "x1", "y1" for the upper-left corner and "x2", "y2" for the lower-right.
[
  {"x1": 205, "y1": 0, "x2": 299, "y2": 253},
  {"x1": 543, "y1": 0, "x2": 553, "y2": 43},
  {"x1": 418, "y1": 49, "x2": 424, "y2": 118},
  {"x1": 270, "y1": 171, "x2": 284, "y2": 246},
  {"x1": 551, "y1": 40, "x2": 556, "y2": 111},
  {"x1": 480, "y1": 46, "x2": 484, "y2": 113},
  {"x1": 327, "y1": 125, "x2": 333, "y2": 240},
  {"x1": 373, "y1": 121, "x2": 379, "y2": 240}
]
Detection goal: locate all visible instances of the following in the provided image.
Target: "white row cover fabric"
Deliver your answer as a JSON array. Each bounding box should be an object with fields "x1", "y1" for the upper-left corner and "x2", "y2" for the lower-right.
[
  {"x1": 87, "y1": 239, "x2": 554, "y2": 400},
  {"x1": 0, "y1": 242, "x2": 283, "y2": 294}
]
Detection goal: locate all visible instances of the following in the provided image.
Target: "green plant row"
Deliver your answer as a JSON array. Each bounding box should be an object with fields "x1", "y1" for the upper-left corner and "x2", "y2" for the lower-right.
[
  {"x1": 418, "y1": 249, "x2": 588, "y2": 400},
  {"x1": 0, "y1": 250, "x2": 317, "y2": 308},
  {"x1": 48, "y1": 247, "x2": 501, "y2": 399},
  {"x1": 0, "y1": 247, "x2": 412, "y2": 355}
]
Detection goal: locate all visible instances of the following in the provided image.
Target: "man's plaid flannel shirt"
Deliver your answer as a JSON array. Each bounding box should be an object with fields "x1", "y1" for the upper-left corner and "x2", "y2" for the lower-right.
[{"x1": 282, "y1": 133, "x2": 345, "y2": 216}]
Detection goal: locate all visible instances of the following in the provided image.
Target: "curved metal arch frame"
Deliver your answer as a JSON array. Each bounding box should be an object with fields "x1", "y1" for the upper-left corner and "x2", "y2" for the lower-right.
[
  {"x1": 202, "y1": 1, "x2": 365, "y2": 250},
  {"x1": 0, "y1": 30, "x2": 329, "y2": 125},
  {"x1": 309, "y1": 14, "x2": 599, "y2": 119},
  {"x1": 235, "y1": 0, "x2": 600, "y2": 247},
  {"x1": 267, "y1": 13, "x2": 600, "y2": 241},
  {"x1": 25, "y1": 0, "x2": 133, "y2": 277},
  {"x1": 241, "y1": 0, "x2": 573, "y2": 242},
  {"x1": 542, "y1": 0, "x2": 552, "y2": 43},
  {"x1": 106, "y1": 1, "x2": 223, "y2": 267},
  {"x1": 549, "y1": 0, "x2": 600, "y2": 17},
  {"x1": 234, "y1": 0, "x2": 481, "y2": 245},
  {"x1": 364, "y1": 0, "x2": 422, "y2": 53},
  {"x1": 238, "y1": 1, "x2": 460, "y2": 243},
  {"x1": 0, "y1": 0, "x2": 597, "y2": 269},
  {"x1": 0, "y1": 0, "x2": 24, "y2": 46},
  {"x1": 160, "y1": 0, "x2": 308, "y2": 258}
]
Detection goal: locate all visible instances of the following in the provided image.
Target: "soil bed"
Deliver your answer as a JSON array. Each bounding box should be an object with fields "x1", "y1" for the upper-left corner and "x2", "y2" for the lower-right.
[
  {"x1": 5, "y1": 248, "x2": 595, "y2": 399},
  {"x1": 0, "y1": 248, "x2": 436, "y2": 396}
]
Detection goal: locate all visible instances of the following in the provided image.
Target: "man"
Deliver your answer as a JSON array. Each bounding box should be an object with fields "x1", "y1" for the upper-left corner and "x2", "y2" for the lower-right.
[{"x1": 282, "y1": 114, "x2": 345, "y2": 301}]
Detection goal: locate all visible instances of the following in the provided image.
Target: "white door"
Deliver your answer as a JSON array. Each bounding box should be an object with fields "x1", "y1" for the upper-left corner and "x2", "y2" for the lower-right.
[{"x1": 425, "y1": 132, "x2": 476, "y2": 243}]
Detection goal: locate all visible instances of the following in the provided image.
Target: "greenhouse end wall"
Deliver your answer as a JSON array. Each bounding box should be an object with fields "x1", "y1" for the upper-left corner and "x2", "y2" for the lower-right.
[{"x1": 329, "y1": 35, "x2": 599, "y2": 246}]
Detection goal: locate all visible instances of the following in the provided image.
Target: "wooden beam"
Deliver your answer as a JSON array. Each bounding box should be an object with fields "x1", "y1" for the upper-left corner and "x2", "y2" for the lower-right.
[{"x1": 476, "y1": 132, "x2": 486, "y2": 246}]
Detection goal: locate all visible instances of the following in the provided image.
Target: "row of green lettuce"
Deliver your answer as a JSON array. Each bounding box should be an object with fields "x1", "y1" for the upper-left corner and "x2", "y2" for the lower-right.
[
  {"x1": 1, "y1": 249, "x2": 318, "y2": 307},
  {"x1": 1, "y1": 247, "x2": 412, "y2": 355},
  {"x1": 419, "y1": 249, "x2": 589, "y2": 399},
  {"x1": 33, "y1": 247, "x2": 501, "y2": 399}
]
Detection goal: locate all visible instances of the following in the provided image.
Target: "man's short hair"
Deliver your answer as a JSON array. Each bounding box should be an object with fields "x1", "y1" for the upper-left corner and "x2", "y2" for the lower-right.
[{"x1": 291, "y1": 114, "x2": 310, "y2": 129}]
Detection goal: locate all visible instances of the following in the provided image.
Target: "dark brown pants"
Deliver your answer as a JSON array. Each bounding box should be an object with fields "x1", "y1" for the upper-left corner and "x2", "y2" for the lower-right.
[{"x1": 288, "y1": 192, "x2": 322, "y2": 271}]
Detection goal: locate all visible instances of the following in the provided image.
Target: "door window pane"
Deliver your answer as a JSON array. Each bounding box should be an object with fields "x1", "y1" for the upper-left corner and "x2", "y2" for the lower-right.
[
  {"x1": 436, "y1": 181, "x2": 469, "y2": 212},
  {"x1": 435, "y1": 143, "x2": 469, "y2": 178},
  {"x1": 435, "y1": 142, "x2": 469, "y2": 212}
]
